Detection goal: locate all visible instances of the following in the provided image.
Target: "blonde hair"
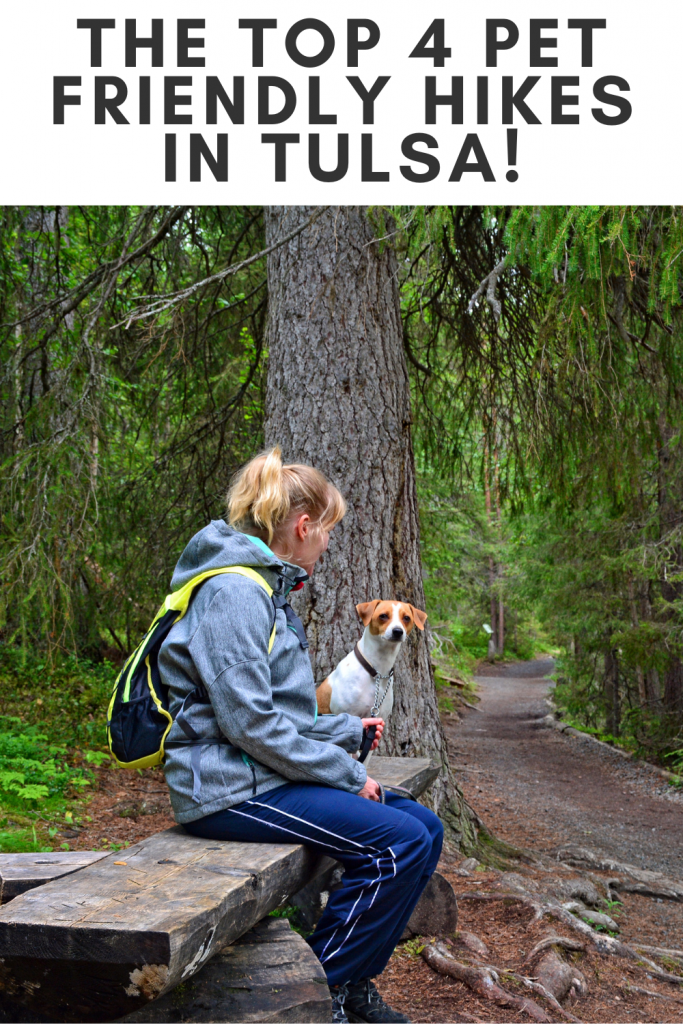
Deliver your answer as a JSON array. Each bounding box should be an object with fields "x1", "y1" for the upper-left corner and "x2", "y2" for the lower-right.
[{"x1": 227, "y1": 446, "x2": 346, "y2": 546}]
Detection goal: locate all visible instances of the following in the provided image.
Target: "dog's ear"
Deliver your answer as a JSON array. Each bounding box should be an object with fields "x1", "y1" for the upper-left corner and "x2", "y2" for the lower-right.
[
  {"x1": 410, "y1": 605, "x2": 428, "y2": 631},
  {"x1": 356, "y1": 600, "x2": 381, "y2": 626}
]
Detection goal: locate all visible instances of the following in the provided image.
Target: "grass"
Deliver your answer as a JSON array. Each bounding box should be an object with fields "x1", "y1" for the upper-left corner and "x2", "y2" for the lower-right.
[
  {"x1": 268, "y1": 904, "x2": 309, "y2": 936},
  {"x1": 0, "y1": 644, "x2": 117, "y2": 851},
  {"x1": 0, "y1": 824, "x2": 51, "y2": 853}
]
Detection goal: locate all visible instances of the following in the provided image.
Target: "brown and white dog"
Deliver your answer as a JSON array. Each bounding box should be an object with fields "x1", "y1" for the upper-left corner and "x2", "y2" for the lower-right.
[{"x1": 316, "y1": 601, "x2": 428, "y2": 738}]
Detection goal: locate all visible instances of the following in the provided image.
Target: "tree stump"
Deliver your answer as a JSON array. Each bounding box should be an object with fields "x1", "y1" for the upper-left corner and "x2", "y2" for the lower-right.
[{"x1": 401, "y1": 871, "x2": 458, "y2": 938}]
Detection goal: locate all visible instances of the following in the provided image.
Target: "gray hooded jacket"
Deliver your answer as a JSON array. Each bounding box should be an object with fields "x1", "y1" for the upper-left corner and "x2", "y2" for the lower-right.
[{"x1": 159, "y1": 521, "x2": 367, "y2": 823}]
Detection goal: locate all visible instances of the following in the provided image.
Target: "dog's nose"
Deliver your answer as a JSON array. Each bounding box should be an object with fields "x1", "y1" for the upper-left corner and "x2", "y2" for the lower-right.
[{"x1": 391, "y1": 627, "x2": 404, "y2": 640}]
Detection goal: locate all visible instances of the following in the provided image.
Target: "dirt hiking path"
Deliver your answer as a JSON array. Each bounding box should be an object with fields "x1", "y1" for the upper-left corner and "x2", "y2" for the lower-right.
[
  {"x1": 377, "y1": 659, "x2": 683, "y2": 1022},
  {"x1": 448, "y1": 659, "x2": 683, "y2": 878}
]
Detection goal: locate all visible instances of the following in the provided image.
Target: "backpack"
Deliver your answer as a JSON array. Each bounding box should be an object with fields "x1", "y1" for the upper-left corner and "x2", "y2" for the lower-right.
[{"x1": 107, "y1": 566, "x2": 279, "y2": 771}]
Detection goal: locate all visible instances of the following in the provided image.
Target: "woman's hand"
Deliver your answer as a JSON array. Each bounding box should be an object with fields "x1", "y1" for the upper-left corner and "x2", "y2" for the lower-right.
[
  {"x1": 361, "y1": 717, "x2": 385, "y2": 751},
  {"x1": 358, "y1": 776, "x2": 381, "y2": 801}
]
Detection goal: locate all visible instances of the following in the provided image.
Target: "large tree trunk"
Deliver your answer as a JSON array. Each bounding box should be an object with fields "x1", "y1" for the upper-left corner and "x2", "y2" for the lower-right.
[
  {"x1": 263, "y1": 205, "x2": 477, "y2": 847},
  {"x1": 658, "y1": 417, "x2": 683, "y2": 718}
]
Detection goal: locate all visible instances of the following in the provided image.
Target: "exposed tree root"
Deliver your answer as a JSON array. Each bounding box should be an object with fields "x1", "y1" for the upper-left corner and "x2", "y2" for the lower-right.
[
  {"x1": 552, "y1": 845, "x2": 683, "y2": 901},
  {"x1": 421, "y1": 941, "x2": 556, "y2": 1023},
  {"x1": 634, "y1": 944, "x2": 683, "y2": 963},
  {"x1": 443, "y1": 944, "x2": 585, "y2": 1019},
  {"x1": 455, "y1": 931, "x2": 489, "y2": 956},
  {"x1": 534, "y1": 950, "x2": 587, "y2": 1005},
  {"x1": 621, "y1": 982, "x2": 683, "y2": 1005},
  {"x1": 473, "y1": 826, "x2": 539, "y2": 871},
  {"x1": 525, "y1": 935, "x2": 586, "y2": 963},
  {"x1": 559, "y1": 901, "x2": 620, "y2": 932},
  {"x1": 459, "y1": 890, "x2": 683, "y2": 987}
]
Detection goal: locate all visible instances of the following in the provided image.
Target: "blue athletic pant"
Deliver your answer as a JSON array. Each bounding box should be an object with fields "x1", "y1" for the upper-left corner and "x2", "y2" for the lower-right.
[{"x1": 183, "y1": 782, "x2": 444, "y2": 986}]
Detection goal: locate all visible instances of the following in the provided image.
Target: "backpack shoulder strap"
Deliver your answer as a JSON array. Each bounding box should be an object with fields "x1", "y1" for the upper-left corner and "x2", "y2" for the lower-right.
[{"x1": 164, "y1": 566, "x2": 277, "y2": 652}]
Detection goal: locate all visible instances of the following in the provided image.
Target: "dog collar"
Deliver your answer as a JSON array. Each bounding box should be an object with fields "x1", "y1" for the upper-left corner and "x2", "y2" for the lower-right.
[{"x1": 354, "y1": 643, "x2": 378, "y2": 677}]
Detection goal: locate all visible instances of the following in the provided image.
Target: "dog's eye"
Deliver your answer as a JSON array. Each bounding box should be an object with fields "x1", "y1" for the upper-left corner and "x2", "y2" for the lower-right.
[
  {"x1": 402, "y1": 615, "x2": 411, "y2": 623},
  {"x1": 378, "y1": 614, "x2": 389, "y2": 621}
]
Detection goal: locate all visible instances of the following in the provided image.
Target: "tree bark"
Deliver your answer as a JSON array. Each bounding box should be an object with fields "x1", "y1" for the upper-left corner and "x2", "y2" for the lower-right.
[
  {"x1": 657, "y1": 417, "x2": 683, "y2": 718},
  {"x1": 483, "y1": 440, "x2": 498, "y2": 660},
  {"x1": 604, "y1": 646, "x2": 620, "y2": 737},
  {"x1": 493, "y1": 433, "x2": 505, "y2": 655},
  {"x1": 263, "y1": 205, "x2": 478, "y2": 847}
]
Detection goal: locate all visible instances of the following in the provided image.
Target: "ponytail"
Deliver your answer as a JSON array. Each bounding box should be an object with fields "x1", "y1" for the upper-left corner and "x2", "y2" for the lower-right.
[{"x1": 227, "y1": 446, "x2": 346, "y2": 545}]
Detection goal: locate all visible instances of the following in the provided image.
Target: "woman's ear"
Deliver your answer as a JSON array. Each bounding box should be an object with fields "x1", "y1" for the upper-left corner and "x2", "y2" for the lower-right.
[
  {"x1": 294, "y1": 513, "x2": 311, "y2": 541},
  {"x1": 410, "y1": 606, "x2": 428, "y2": 631},
  {"x1": 356, "y1": 600, "x2": 381, "y2": 626}
]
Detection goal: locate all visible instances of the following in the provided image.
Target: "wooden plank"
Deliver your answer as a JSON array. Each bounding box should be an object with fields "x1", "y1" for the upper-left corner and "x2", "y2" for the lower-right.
[
  {"x1": 117, "y1": 917, "x2": 331, "y2": 1023},
  {"x1": 0, "y1": 851, "x2": 108, "y2": 904},
  {"x1": 0, "y1": 756, "x2": 439, "y2": 1023},
  {"x1": 372, "y1": 754, "x2": 441, "y2": 796},
  {"x1": 0, "y1": 833, "x2": 318, "y2": 1022}
]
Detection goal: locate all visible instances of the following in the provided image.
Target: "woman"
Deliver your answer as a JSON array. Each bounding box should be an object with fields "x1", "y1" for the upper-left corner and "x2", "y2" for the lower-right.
[{"x1": 159, "y1": 447, "x2": 443, "y2": 1024}]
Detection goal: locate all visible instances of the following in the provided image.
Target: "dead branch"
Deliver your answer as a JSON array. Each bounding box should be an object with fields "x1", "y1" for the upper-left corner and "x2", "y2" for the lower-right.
[
  {"x1": 6, "y1": 207, "x2": 186, "y2": 334},
  {"x1": 117, "y1": 206, "x2": 330, "y2": 327},
  {"x1": 467, "y1": 259, "x2": 506, "y2": 323},
  {"x1": 458, "y1": 697, "x2": 483, "y2": 712}
]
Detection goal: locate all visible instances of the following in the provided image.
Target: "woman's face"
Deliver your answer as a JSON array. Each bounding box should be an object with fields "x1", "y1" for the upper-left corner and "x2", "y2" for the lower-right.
[{"x1": 272, "y1": 514, "x2": 332, "y2": 575}]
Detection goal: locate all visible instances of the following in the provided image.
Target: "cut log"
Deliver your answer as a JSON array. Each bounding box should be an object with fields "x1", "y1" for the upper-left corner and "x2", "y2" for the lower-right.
[
  {"x1": 402, "y1": 871, "x2": 458, "y2": 939},
  {"x1": 0, "y1": 756, "x2": 438, "y2": 1023},
  {"x1": 0, "y1": 832, "x2": 317, "y2": 1023},
  {"x1": 117, "y1": 917, "x2": 331, "y2": 1023},
  {"x1": 0, "y1": 852, "x2": 108, "y2": 903},
  {"x1": 287, "y1": 859, "x2": 338, "y2": 931}
]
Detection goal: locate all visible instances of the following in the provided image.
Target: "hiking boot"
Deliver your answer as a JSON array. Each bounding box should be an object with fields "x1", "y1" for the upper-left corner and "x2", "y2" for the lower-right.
[
  {"x1": 344, "y1": 978, "x2": 411, "y2": 1023},
  {"x1": 330, "y1": 983, "x2": 350, "y2": 1023}
]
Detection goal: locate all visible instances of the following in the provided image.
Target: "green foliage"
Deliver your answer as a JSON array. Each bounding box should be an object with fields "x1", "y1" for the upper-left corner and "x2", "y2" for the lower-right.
[
  {"x1": 268, "y1": 904, "x2": 309, "y2": 937},
  {"x1": 0, "y1": 716, "x2": 94, "y2": 809},
  {"x1": 0, "y1": 824, "x2": 51, "y2": 854},
  {"x1": 0, "y1": 645, "x2": 114, "y2": 849},
  {"x1": 0, "y1": 643, "x2": 117, "y2": 748},
  {"x1": 0, "y1": 207, "x2": 267, "y2": 660},
  {"x1": 4, "y1": 204, "x2": 683, "y2": 771},
  {"x1": 401, "y1": 205, "x2": 683, "y2": 763},
  {"x1": 401, "y1": 938, "x2": 426, "y2": 957}
]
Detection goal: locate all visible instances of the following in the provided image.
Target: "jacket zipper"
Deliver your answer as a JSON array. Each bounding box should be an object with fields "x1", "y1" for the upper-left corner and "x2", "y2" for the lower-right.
[{"x1": 241, "y1": 751, "x2": 257, "y2": 796}]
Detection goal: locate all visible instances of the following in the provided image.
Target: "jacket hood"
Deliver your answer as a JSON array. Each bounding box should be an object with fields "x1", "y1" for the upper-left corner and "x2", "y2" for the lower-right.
[{"x1": 170, "y1": 521, "x2": 307, "y2": 592}]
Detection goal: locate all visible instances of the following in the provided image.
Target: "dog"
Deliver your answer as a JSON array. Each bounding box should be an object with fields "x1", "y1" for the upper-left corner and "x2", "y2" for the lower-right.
[{"x1": 316, "y1": 601, "x2": 428, "y2": 756}]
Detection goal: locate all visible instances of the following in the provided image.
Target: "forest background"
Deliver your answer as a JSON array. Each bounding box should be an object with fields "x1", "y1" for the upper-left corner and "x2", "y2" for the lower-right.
[{"x1": 1, "y1": 204, "x2": 683, "y2": 851}]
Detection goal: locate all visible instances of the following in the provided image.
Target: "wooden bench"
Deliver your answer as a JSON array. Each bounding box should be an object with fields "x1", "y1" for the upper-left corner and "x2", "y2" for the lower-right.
[
  {"x1": 0, "y1": 851, "x2": 108, "y2": 904},
  {"x1": 0, "y1": 756, "x2": 439, "y2": 1023}
]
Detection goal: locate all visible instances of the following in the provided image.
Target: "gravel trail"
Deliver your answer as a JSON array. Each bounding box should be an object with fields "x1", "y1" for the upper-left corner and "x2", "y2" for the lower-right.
[{"x1": 445, "y1": 659, "x2": 683, "y2": 878}]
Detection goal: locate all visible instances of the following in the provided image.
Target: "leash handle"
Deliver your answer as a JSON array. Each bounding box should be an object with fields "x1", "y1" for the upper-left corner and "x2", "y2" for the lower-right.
[
  {"x1": 358, "y1": 724, "x2": 377, "y2": 763},
  {"x1": 382, "y1": 783, "x2": 418, "y2": 802}
]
